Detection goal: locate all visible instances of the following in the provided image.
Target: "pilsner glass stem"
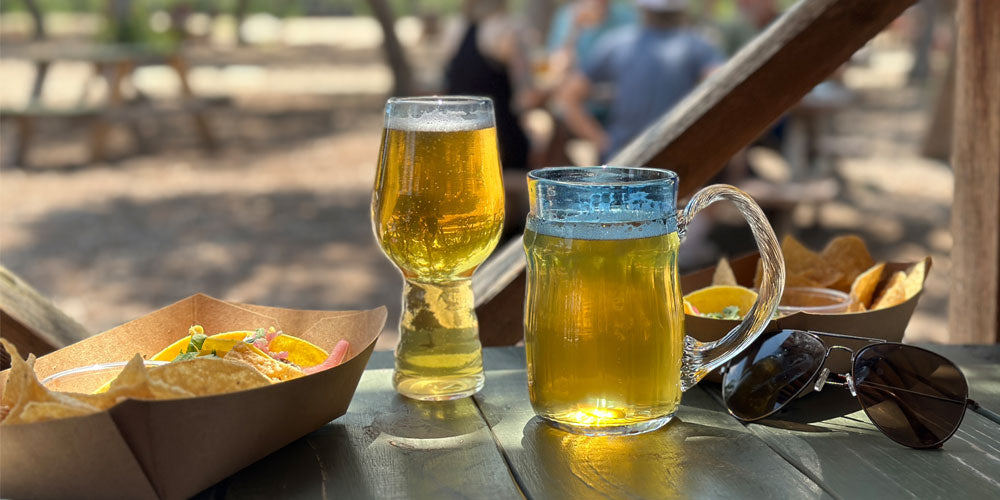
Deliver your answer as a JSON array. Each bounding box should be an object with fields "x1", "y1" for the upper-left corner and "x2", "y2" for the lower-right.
[{"x1": 393, "y1": 278, "x2": 485, "y2": 401}]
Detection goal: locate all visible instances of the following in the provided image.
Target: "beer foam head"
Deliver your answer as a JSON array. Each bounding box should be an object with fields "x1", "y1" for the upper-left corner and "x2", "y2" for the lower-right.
[
  {"x1": 386, "y1": 109, "x2": 494, "y2": 132},
  {"x1": 385, "y1": 97, "x2": 495, "y2": 131}
]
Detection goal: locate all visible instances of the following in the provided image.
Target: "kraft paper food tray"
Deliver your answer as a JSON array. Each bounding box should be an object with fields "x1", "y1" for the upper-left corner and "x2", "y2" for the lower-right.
[
  {"x1": 0, "y1": 293, "x2": 387, "y2": 500},
  {"x1": 682, "y1": 253, "x2": 931, "y2": 378}
]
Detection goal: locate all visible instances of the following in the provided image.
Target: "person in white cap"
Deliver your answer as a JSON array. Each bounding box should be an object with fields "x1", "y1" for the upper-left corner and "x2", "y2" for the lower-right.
[{"x1": 555, "y1": 0, "x2": 724, "y2": 160}]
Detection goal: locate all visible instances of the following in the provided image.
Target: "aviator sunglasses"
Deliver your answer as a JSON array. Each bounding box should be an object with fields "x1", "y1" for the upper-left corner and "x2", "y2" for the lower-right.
[{"x1": 721, "y1": 329, "x2": 1000, "y2": 449}]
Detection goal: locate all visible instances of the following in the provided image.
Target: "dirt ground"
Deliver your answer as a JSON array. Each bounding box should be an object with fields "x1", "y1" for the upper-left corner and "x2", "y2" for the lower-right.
[{"x1": 0, "y1": 22, "x2": 955, "y2": 349}]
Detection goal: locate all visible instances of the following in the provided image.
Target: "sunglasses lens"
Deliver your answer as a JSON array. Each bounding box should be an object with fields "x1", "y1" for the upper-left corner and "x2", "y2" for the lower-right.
[
  {"x1": 854, "y1": 344, "x2": 968, "y2": 448},
  {"x1": 723, "y1": 330, "x2": 826, "y2": 421}
]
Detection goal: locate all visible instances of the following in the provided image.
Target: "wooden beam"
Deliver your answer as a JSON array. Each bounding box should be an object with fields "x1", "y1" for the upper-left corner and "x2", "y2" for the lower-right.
[
  {"x1": 473, "y1": 0, "x2": 916, "y2": 345},
  {"x1": 614, "y1": 0, "x2": 915, "y2": 196},
  {"x1": 0, "y1": 266, "x2": 91, "y2": 369},
  {"x1": 948, "y1": 0, "x2": 1000, "y2": 343}
]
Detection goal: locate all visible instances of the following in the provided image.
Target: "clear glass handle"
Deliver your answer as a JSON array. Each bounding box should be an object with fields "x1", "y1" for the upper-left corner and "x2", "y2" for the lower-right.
[{"x1": 678, "y1": 184, "x2": 785, "y2": 391}]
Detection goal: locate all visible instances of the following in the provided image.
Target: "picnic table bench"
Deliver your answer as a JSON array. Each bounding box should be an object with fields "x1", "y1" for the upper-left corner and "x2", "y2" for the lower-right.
[
  {"x1": 194, "y1": 345, "x2": 1000, "y2": 499},
  {"x1": 1, "y1": 42, "x2": 218, "y2": 165}
]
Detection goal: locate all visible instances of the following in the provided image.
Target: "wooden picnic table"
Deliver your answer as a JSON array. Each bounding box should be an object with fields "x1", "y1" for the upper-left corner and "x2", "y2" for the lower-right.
[
  {"x1": 1, "y1": 42, "x2": 217, "y2": 165},
  {"x1": 197, "y1": 344, "x2": 1000, "y2": 499}
]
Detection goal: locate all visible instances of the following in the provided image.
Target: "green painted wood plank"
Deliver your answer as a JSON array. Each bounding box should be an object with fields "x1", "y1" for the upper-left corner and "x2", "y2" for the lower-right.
[
  {"x1": 474, "y1": 348, "x2": 829, "y2": 499},
  {"x1": 199, "y1": 352, "x2": 523, "y2": 500},
  {"x1": 701, "y1": 344, "x2": 1000, "y2": 499}
]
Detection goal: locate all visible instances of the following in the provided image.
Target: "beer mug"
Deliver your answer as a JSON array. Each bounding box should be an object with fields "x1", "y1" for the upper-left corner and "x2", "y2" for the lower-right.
[{"x1": 523, "y1": 167, "x2": 785, "y2": 435}]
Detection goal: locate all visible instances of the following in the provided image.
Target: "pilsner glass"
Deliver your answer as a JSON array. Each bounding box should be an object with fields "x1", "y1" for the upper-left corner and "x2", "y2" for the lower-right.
[{"x1": 372, "y1": 96, "x2": 504, "y2": 400}]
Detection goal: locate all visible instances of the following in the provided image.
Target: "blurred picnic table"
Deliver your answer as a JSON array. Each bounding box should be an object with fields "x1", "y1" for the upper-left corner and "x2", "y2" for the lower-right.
[
  {"x1": 2, "y1": 42, "x2": 217, "y2": 165},
  {"x1": 196, "y1": 345, "x2": 1000, "y2": 499}
]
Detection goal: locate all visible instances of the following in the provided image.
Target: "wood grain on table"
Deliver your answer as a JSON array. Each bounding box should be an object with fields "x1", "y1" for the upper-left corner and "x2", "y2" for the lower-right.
[{"x1": 200, "y1": 346, "x2": 1000, "y2": 499}]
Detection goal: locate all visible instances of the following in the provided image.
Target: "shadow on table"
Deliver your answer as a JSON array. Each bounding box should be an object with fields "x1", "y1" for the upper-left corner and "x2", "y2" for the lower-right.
[
  {"x1": 370, "y1": 396, "x2": 485, "y2": 440},
  {"x1": 700, "y1": 381, "x2": 862, "y2": 431},
  {"x1": 194, "y1": 424, "x2": 370, "y2": 499},
  {"x1": 517, "y1": 416, "x2": 746, "y2": 498}
]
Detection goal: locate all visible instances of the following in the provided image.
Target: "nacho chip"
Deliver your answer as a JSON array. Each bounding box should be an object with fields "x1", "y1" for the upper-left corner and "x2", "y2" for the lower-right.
[
  {"x1": 1, "y1": 346, "x2": 30, "y2": 411},
  {"x1": 15, "y1": 401, "x2": 96, "y2": 424},
  {"x1": 224, "y1": 342, "x2": 304, "y2": 382},
  {"x1": 849, "y1": 262, "x2": 885, "y2": 309},
  {"x1": 821, "y1": 235, "x2": 876, "y2": 292},
  {"x1": 902, "y1": 260, "x2": 927, "y2": 301},
  {"x1": 872, "y1": 270, "x2": 908, "y2": 310},
  {"x1": 846, "y1": 301, "x2": 867, "y2": 313},
  {"x1": 755, "y1": 235, "x2": 843, "y2": 289},
  {"x1": 147, "y1": 357, "x2": 271, "y2": 396},
  {"x1": 93, "y1": 354, "x2": 193, "y2": 402},
  {"x1": 1, "y1": 339, "x2": 99, "y2": 426},
  {"x1": 712, "y1": 257, "x2": 739, "y2": 286}
]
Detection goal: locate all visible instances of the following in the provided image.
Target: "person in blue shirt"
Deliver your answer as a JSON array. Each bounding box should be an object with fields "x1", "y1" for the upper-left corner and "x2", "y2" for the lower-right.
[
  {"x1": 555, "y1": 0, "x2": 724, "y2": 160},
  {"x1": 547, "y1": 0, "x2": 638, "y2": 73}
]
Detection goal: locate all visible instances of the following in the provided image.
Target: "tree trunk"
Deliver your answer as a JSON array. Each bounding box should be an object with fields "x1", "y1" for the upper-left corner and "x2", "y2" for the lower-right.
[
  {"x1": 235, "y1": 0, "x2": 249, "y2": 46},
  {"x1": 949, "y1": 0, "x2": 1000, "y2": 343},
  {"x1": 23, "y1": 0, "x2": 46, "y2": 39},
  {"x1": 22, "y1": 0, "x2": 49, "y2": 101},
  {"x1": 368, "y1": 0, "x2": 415, "y2": 96}
]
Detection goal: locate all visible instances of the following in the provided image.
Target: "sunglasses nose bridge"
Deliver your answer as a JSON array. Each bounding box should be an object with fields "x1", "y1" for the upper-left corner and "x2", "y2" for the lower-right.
[{"x1": 827, "y1": 345, "x2": 855, "y2": 356}]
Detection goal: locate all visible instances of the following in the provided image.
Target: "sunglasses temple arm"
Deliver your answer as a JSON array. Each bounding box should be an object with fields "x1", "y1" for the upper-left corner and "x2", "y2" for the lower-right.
[
  {"x1": 806, "y1": 330, "x2": 886, "y2": 344},
  {"x1": 968, "y1": 399, "x2": 1000, "y2": 426}
]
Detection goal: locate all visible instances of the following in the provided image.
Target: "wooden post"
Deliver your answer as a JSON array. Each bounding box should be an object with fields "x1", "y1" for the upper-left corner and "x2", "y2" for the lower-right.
[{"x1": 949, "y1": 0, "x2": 1000, "y2": 343}]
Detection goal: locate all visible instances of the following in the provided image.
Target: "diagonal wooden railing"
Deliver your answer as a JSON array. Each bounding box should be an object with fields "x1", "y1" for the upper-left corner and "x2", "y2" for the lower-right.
[{"x1": 472, "y1": 0, "x2": 917, "y2": 346}]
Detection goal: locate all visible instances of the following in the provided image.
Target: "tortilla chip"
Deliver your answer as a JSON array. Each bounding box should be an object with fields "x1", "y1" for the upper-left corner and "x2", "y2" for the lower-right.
[
  {"x1": 15, "y1": 401, "x2": 95, "y2": 424},
  {"x1": 902, "y1": 260, "x2": 927, "y2": 300},
  {"x1": 821, "y1": 235, "x2": 876, "y2": 292},
  {"x1": 849, "y1": 262, "x2": 885, "y2": 309},
  {"x1": 846, "y1": 301, "x2": 867, "y2": 313},
  {"x1": 1, "y1": 344, "x2": 29, "y2": 410},
  {"x1": 1, "y1": 339, "x2": 99, "y2": 426},
  {"x1": 101, "y1": 354, "x2": 193, "y2": 403},
  {"x1": 871, "y1": 270, "x2": 907, "y2": 310},
  {"x1": 224, "y1": 342, "x2": 304, "y2": 382},
  {"x1": 712, "y1": 257, "x2": 739, "y2": 286},
  {"x1": 147, "y1": 357, "x2": 271, "y2": 396},
  {"x1": 755, "y1": 235, "x2": 843, "y2": 289}
]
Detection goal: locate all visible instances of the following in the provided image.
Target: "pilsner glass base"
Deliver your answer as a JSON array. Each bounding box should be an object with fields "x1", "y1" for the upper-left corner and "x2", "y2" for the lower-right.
[
  {"x1": 393, "y1": 278, "x2": 486, "y2": 401},
  {"x1": 539, "y1": 412, "x2": 676, "y2": 436},
  {"x1": 394, "y1": 372, "x2": 485, "y2": 401}
]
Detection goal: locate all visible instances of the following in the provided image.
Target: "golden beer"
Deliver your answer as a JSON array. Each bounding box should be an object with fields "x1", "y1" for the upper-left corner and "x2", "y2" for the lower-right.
[
  {"x1": 524, "y1": 228, "x2": 684, "y2": 432},
  {"x1": 373, "y1": 127, "x2": 504, "y2": 279},
  {"x1": 372, "y1": 97, "x2": 503, "y2": 400}
]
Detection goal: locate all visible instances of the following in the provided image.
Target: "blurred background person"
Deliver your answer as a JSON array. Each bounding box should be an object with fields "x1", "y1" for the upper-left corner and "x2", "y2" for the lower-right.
[
  {"x1": 540, "y1": 0, "x2": 636, "y2": 166},
  {"x1": 546, "y1": 0, "x2": 637, "y2": 84},
  {"x1": 444, "y1": 0, "x2": 541, "y2": 172},
  {"x1": 556, "y1": 0, "x2": 724, "y2": 162},
  {"x1": 719, "y1": 0, "x2": 781, "y2": 56}
]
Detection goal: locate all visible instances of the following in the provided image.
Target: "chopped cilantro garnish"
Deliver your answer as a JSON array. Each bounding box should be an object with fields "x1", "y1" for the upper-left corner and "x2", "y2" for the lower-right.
[
  {"x1": 703, "y1": 305, "x2": 742, "y2": 320},
  {"x1": 185, "y1": 333, "x2": 208, "y2": 353},
  {"x1": 243, "y1": 328, "x2": 268, "y2": 344},
  {"x1": 174, "y1": 352, "x2": 198, "y2": 362}
]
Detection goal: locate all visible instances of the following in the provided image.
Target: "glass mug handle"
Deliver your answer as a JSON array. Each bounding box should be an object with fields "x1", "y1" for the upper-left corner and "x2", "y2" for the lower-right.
[{"x1": 677, "y1": 184, "x2": 785, "y2": 390}]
